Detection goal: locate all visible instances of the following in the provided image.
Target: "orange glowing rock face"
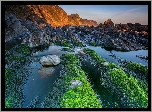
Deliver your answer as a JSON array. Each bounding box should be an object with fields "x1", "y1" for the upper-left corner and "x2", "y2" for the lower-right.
[{"x1": 27, "y1": 5, "x2": 98, "y2": 27}]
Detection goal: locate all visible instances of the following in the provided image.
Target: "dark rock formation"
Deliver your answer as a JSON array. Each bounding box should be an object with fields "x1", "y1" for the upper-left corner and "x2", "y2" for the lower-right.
[
  {"x1": 5, "y1": 5, "x2": 148, "y2": 52},
  {"x1": 104, "y1": 19, "x2": 114, "y2": 27},
  {"x1": 5, "y1": 5, "x2": 98, "y2": 28}
]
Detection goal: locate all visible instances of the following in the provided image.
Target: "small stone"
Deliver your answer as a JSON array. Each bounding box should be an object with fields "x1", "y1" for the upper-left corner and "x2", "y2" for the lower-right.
[
  {"x1": 69, "y1": 80, "x2": 82, "y2": 89},
  {"x1": 78, "y1": 51, "x2": 85, "y2": 56},
  {"x1": 102, "y1": 62, "x2": 109, "y2": 66}
]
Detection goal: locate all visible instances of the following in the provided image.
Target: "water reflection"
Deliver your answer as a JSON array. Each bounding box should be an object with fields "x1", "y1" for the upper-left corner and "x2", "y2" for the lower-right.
[
  {"x1": 32, "y1": 45, "x2": 66, "y2": 57},
  {"x1": 87, "y1": 46, "x2": 148, "y2": 67},
  {"x1": 22, "y1": 45, "x2": 63, "y2": 108}
]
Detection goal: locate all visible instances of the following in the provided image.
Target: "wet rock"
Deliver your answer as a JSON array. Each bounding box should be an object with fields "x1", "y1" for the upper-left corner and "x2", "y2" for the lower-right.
[
  {"x1": 110, "y1": 39, "x2": 114, "y2": 43},
  {"x1": 38, "y1": 67, "x2": 55, "y2": 78},
  {"x1": 102, "y1": 62, "x2": 109, "y2": 66},
  {"x1": 40, "y1": 55, "x2": 60, "y2": 66},
  {"x1": 69, "y1": 80, "x2": 82, "y2": 89},
  {"x1": 78, "y1": 51, "x2": 86, "y2": 56},
  {"x1": 116, "y1": 46, "x2": 122, "y2": 50},
  {"x1": 121, "y1": 44, "x2": 129, "y2": 51},
  {"x1": 136, "y1": 55, "x2": 148, "y2": 60}
]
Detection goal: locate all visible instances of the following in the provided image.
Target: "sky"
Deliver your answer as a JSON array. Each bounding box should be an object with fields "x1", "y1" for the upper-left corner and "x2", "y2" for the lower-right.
[{"x1": 59, "y1": 5, "x2": 148, "y2": 25}]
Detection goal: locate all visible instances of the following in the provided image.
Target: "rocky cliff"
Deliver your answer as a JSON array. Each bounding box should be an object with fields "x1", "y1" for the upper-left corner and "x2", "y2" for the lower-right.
[
  {"x1": 68, "y1": 14, "x2": 98, "y2": 26},
  {"x1": 5, "y1": 5, "x2": 98, "y2": 28}
]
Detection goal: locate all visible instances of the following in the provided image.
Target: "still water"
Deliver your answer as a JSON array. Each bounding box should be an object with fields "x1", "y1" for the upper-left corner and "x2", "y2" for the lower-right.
[
  {"x1": 22, "y1": 45, "x2": 148, "y2": 108},
  {"x1": 22, "y1": 45, "x2": 65, "y2": 108},
  {"x1": 87, "y1": 46, "x2": 148, "y2": 67}
]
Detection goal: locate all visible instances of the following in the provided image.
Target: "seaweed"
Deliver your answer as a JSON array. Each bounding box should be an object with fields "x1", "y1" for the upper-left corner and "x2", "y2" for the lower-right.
[
  {"x1": 125, "y1": 62, "x2": 148, "y2": 78},
  {"x1": 60, "y1": 54, "x2": 102, "y2": 108},
  {"x1": 108, "y1": 69, "x2": 148, "y2": 108},
  {"x1": 82, "y1": 48, "x2": 148, "y2": 108}
]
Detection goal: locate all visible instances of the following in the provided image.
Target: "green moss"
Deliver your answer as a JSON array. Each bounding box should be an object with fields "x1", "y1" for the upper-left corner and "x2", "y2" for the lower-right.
[
  {"x1": 83, "y1": 48, "x2": 104, "y2": 63},
  {"x1": 56, "y1": 40, "x2": 71, "y2": 47},
  {"x1": 61, "y1": 47, "x2": 74, "y2": 52},
  {"x1": 5, "y1": 98, "x2": 12, "y2": 108},
  {"x1": 63, "y1": 40, "x2": 71, "y2": 47},
  {"x1": 5, "y1": 68, "x2": 12, "y2": 81},
  {"x1": 108, "y1": 69, "x2": 148, "y2": 108},
  {"x1": 15, "y1": 44, "x2": 31, "y2": 55},
  {"x1": 61, "y1": 86, "x2": 102, "y2": 108},
  {"x1": 7, "y1": 55, "x2": 26, "y2": 62},
  {"x1": 125, "y1": 62, "x2": 148, "y2": 78},
  {"x1": 90, "y1": 42, "x2": 97, "y2": 46},
  {"x1": 32, "y1": 44, "x2": 50, "y2": 52},
  {"x1": 106, "y1": 62, "x2": 121, "y2": 70},
  {"x1": 82, "y1": 48, "x2": 148, "y2": 108},
  {"x1": 60, "y1": 54, "x2": 102, "y2": 108},
  {"x1": 74, "y1": 42, "x2": 86, "y2": 47}
]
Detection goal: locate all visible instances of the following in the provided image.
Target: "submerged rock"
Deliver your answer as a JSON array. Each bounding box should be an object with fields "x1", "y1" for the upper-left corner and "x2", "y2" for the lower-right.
[
  {"x1": 38, "y1": 67, "x2": 55, "y2": 78},
  {"x1": 40, "y1": 55, "x2": 60, "y2": 66}
]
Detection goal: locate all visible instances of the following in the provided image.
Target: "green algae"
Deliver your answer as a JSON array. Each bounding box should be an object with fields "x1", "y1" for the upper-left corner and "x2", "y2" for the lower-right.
[
  {"x1": 108, "y1": 69, "x2": 148, "y2": 108},
  {"x1": 61, "y1": 47, "x2": 74, "y2": 52},
  {"x1": 13, "y1": 44, "x2": 31, "y2": 55},
  {"x1": 125, "y1": 62, "x2": 148, "y2": 78},
  {"x1": 60, "y1": 54, "x2": 102, "y2": 108},
  {"x1": 56, "y1": 40, "x2": 71, "y2": 47},
  {"x1": 82, "y1": 48, "x2": 148, "y2": 108}
]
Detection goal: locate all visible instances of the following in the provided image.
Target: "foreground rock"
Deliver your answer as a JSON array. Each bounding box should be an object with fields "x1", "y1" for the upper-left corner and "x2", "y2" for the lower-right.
[{"x1": 40, "y1": 55, "x2": 60, "y2": 66}]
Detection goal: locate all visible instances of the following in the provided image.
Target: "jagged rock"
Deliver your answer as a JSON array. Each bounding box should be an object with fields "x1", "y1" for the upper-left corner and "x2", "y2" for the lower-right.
[
  {"x1": 104, "y1": 19, "x2": 114, "y2": 27},
  {"x1": 20, "y1": 20, "x2": 40, "y2": 33},
  {"x1": 5, "y1": 12, "x2": 32, "y2": 50},
  {"x1": 122, "y1": 44, "x2": 130, "y2": 51},
  {"x1": 5, "y1": 12, "x2": 29, "y2": 42},
  {"x1": 40, "y1": 55, "x2": 60, "y2": 66},
  {"x1": 42, "y1": 24, "x2": 53, "y2": 36},
  {"x1": 26, "y1": 30, "x2": 51, "y2": 47},
  {"x1": 110, "y1": 39, "x2": 114, "y2": 43}
]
